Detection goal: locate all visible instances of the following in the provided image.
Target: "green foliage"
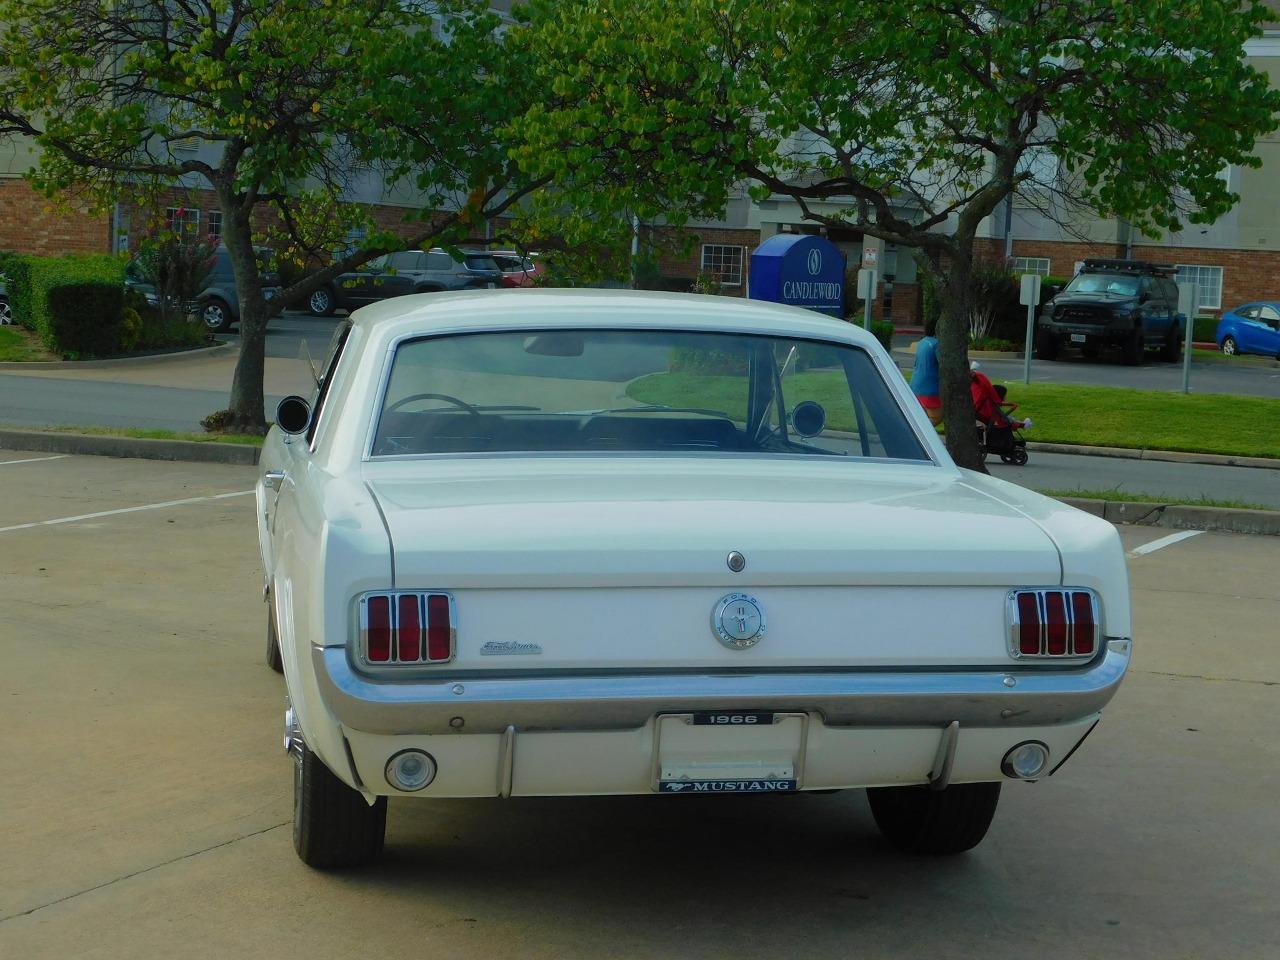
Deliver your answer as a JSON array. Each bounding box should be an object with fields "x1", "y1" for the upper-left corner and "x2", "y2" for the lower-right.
[
  {"x1": 690, "y1": 271, "x2": 722, "y2": 296},
  {"x1": 870, "y1": 320, "x2": 895, "y2": 351},
  {"x1": 1194, "y1": 315, "x2": 1220, "y2": 342},
  {"x1": 16, "y1": 255, "x2": 125, "y2": 356},
  {"x1": 118, "y1": 307, "x2": 143, "y2": 353},
  {"x1": 133, "y1": 229, "x2": 218, "y2": 322},
  {"x1": 1, "y1": 253, "x2": 33, "y2": 329}
]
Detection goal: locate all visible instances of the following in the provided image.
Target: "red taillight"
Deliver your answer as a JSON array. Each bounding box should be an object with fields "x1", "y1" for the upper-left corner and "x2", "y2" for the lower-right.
[
  {"x1": 1011, "y1": 589, "x2": 1098, "y2": 659},
  {"x1": 1071, "y1": 591, "x2": 1095, "y2": 655},
  {"x1": 426, "y1": 594, "x2": 451, "y2": 662},
  {"x1": 366, "y1": 595, "x2": 392, "y2": 662},
  {"x1": 397, "y1": 594, "x2": 422, "y2": 662},
  {"x1": 362, "y1": 592, "x2": 453, "y2": 665},
  {"x1": 1045, "y1": 592, "x2": 1068, "y2": 655},
  {"x1": 1016, "y1": 592, "x2": 1041, "y2": 655}
]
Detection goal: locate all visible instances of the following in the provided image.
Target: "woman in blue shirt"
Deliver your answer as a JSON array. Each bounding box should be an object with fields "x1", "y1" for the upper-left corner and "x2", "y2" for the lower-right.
[{"x1": 911, "y1": 316, "x2": 942, "y2": 424}]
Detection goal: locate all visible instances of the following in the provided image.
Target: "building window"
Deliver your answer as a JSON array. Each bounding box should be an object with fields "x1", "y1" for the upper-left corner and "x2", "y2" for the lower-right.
[
  {"x1": 1013, "y1": 257, "x2": 1051, "y2": 276},
  {"x1": 1175, "y1": 265, "x2": 1223, "y2": 310},
  {"x1": 700, "y1": 244, "x2": 745, "y2": 287},
  {"x1": 165, "y1": 207, "x2": 200, "y2": 237},
  {"x1": 207, "y1": 210, "x2": 222, "y2": 238}
]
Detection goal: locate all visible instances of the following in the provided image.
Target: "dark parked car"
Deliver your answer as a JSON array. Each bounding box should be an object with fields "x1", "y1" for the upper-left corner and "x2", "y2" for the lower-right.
[
  {"x1": 125, "y1": 246, "x2": 283, "y2": 332},
  {"x1": 1215, "y1": 302, "x2": 1280, "y2": 358},
  {"x1": 1035, "y1": 259, "x2": 1184, "y2": 365},
  {"x1": 307, "y1": 248, "x2": 502, "y2": 316}
]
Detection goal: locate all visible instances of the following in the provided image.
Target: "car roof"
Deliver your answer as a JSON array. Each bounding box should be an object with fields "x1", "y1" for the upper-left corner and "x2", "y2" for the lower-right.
[{"x1": 349, "y1": 288, "x2": 876, "y2": 347}]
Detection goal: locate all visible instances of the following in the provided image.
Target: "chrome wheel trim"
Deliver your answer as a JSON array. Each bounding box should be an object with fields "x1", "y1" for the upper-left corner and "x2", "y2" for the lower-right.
[
  {"x1": 309, "y1": 289, "x2": 331, "y2": 313},
  {"x1": 1222, "y1": 337, "x2": 1236, "y2": 356},
  {"x1": 202, "y1": 303, "x2": 226, "y2": 330},
  {"x1": 0, "y1": 299, "x2": 11, "y2": 324}
]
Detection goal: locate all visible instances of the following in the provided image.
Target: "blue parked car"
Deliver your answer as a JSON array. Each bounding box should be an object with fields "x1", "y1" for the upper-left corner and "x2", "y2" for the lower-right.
[{"x1": 1216, "y1": 302, "x2": 1280, "y2": 358}]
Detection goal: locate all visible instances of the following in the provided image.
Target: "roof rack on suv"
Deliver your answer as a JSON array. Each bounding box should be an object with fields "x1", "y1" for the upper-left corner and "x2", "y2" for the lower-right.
[{"x1": 1079, "y1": 259, "x2": 1176, "y2": 276}]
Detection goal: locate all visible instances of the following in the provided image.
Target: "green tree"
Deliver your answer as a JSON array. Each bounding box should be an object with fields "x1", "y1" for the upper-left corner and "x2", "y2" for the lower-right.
[
  {"x1": 514, "y1": 0, "x2": 1279, "y2": 468},
  {"x1": 0, "y1": 0, "x2": 548, "y2": 430}
]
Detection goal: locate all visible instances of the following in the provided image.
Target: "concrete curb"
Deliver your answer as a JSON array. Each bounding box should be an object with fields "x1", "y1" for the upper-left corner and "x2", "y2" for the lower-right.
[
  {"x1": 1026, "y1": 442, "x2": 1280, "y2": 470},
  {"x1": 1059, "y1": 497, "x2": 1280, "y2": 536},
  {"x1": 0, "y1": 341, "x2": 236, "y2": 371},
  {"x1": 0, "y1": 429, "x2": 260, "y2": 465}
]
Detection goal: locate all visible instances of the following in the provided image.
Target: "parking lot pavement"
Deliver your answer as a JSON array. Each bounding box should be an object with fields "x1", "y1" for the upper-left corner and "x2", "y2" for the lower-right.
[{"x1": 1, "y1": 454, "x2": 1277, "y2": 959}]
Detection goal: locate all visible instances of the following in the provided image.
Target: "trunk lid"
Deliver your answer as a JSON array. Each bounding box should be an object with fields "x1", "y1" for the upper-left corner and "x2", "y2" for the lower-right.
[{"x1": 364, "y1": 459, "x2": 1060, "y2": 670}]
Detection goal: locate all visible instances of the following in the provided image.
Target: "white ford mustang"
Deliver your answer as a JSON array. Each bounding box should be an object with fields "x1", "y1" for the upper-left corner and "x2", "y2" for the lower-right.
[{"x1": 258, "y1": 289, "x2": 1131, "y2": 868}]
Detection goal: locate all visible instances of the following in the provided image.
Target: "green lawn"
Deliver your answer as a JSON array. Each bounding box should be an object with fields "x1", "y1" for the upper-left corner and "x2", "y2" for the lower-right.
[
  {"x1": 0, "y1": 325, "x2": 57, "y2": 362},
  {"x1": 631, "y1": 371, "x2": 1280, "y2": 459},
  {"x1": 1037, "y1": 487, "x2": 1272, "y2": 511},
  {"x1": 2, "y1": 424, "x2": 265, "y2": 445}
]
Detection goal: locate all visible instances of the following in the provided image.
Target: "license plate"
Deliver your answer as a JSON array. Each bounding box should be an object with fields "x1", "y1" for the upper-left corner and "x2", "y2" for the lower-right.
[
  {"x1": 693, "y1": 711, "x2": 774, "y2": 726},
  {"x1": 655, "y1": 712, "x2": 804, "y2": 794},
  {"x1": 659, "y1": 778, "x2": 796, "y2": 793},
  {"x1": 1071, "y1": 334, "x2": 1086, "y2": 343}
]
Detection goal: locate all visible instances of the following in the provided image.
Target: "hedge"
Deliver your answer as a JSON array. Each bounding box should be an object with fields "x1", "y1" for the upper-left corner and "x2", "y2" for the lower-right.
[
  {"x1": 4, "y1": 254, "x2": 126, "y2": 357},
  {"x1": 1193, "y1": 315, "x2": 1219, "y2": 343}
]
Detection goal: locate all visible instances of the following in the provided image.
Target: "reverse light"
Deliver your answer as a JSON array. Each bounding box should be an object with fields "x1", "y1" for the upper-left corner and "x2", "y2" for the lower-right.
[
  {"x1": 359, "y1": 592, "x2": 455, "y2": 665},
  {"x1": 1002, "y1": 741, "x2": 1050, "y2": 779},
  {"x1": 385, "y1": 749, "x2": 437, "y2": 791},
  {"x1": 1008, "y1": 589, "x2": 1100, "y2": 660}
]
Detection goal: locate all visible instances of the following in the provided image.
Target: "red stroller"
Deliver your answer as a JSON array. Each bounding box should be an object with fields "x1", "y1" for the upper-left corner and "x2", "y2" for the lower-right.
[{"x1": 971, "y1": 371, "x2": 1029, "y2": 466}]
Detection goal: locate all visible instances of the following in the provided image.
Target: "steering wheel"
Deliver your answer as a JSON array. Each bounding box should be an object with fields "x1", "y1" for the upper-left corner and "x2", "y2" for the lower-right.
[{"x1": 384, "y1": 392, "x2": 482, "y2": 416}]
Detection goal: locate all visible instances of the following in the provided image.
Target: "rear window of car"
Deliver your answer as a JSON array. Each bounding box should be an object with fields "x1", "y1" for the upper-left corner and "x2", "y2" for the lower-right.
[
  {"x1": 464, "y1": 254, "x2": 500, "y2": 272},
  {"x1": 371, "y1": 329, "x2": 929, "y2": 462}
]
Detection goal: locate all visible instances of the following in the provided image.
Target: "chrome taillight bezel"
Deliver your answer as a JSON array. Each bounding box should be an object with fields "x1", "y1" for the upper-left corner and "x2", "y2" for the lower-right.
[
  {"x1": 356, "y1": 590, "x2": 455, "y2": 667},
  {"x1": 1006, "y1": 588, "x2": 1102, "y2": 662}
]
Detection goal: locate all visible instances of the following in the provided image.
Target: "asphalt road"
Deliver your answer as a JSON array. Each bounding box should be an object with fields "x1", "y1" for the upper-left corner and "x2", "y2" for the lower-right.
[{"x1": 1, "y1": 452, "x2": 1277, "y2": 959}]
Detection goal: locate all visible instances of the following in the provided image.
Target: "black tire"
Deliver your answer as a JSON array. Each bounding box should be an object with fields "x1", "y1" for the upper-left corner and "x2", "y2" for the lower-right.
[
  {"x1": 266, "y1": 605, "x2": 283, "y2": 674},
  {"x1": 1221, "y1": 335, "x2": 1238, "y2": 356},
  {"x1": 1009, "y1": 447, "x2": 1028, "y2": 466},
  {"x1": 293, "y1": 741, "x2": 387, "y2": 868},
  {"x1": 1160, "y1": 323, "x2": 1182, "y2": 362},
  {"x1": 867, "y1": 781, "x2": 1001, "y2": 855},
  {"x1": 307, "y1": 287, "x2": 336, "y2": 317},
  {"x1": 1120, "y1": 327, "x2": 1144, "y2": 366},
  {"x1": 1034, "y1": 329, "x2": 1058, "y2": 360},
  {"x1": 201, "y1": 297, "x2": 232, "y2": 333}
]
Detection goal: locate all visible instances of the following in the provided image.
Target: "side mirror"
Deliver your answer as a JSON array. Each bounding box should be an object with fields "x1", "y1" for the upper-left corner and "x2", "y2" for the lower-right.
[
  {"x1": 790, "y1": 400, "x2": 827, "y2": 438},
  {"x1": 275, "y1": 396, "x2": 312, "y2": 435}
]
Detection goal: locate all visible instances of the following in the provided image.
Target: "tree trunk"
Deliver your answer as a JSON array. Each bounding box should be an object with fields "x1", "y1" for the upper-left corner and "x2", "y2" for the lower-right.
[
  {"x1": 219, "y1": 191, "x2": 270, "y2": 433},
  {"x1": 935, "y1": 248, "x2": 987, "y2": 472}
]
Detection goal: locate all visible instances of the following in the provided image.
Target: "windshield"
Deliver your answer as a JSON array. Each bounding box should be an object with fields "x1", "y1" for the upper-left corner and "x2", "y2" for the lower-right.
[
  {"x1": 1063, "y1": 273, "x2": 1140, "y2": 297},
  {"x1": 371, "y1": 329, "x2": 929, "y2": 461}
]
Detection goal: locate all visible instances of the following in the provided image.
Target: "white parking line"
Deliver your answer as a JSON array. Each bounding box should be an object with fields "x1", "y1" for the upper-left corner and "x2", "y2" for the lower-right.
[
  {"x1": 0, "y1": 455, "x2": 68, "y2": 466},
  {"x1": 1128, "y1": 530, "x2": 1204, "y2": 558},
  {"x1": 0, "y1": 489, "x2": 254, "y2": 534}
]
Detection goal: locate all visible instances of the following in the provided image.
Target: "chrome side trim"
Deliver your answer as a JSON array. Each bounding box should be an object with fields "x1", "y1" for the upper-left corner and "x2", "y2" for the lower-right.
[
  {"x1": 498, "y1": 724, "x2": 516, "y2": 799},
  {"x1": 312, "y1": 639, "x2": 1131, "y2": 736},
  {"x1": 928, "y1": 720, "x2": 960, "y2": 790}
]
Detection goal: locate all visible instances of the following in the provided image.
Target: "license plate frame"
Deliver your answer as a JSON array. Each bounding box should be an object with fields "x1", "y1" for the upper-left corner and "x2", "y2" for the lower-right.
[{"x1": 652, "y1": 711, "x2": 808, "y2": 794}]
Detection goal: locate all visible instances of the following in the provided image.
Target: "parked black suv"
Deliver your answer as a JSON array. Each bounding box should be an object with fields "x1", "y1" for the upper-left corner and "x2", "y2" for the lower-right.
[
  {"x1": 307, "y1": 248, "x2": 503, "y2": 316},
  {"x1": 1035, "y1": 259, "x2": 1184, "y2": 365}
]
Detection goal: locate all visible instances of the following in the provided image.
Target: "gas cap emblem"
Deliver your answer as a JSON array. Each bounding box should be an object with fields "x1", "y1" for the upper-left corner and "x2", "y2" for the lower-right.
[
  {"x1": 712, "y1": 594, "x2": 766, "y2": 649},
  {"x1": 726, "y1": 550, "x2": 746, "y2": 573}
]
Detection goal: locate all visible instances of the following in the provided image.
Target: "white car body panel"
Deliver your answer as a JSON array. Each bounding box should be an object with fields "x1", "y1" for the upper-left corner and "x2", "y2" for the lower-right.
[{"x1": 258, "y1": 290, "x2": 1131, "y2": 801}]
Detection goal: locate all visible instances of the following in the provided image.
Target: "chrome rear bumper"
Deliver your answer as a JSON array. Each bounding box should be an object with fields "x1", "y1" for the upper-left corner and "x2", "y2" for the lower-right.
[{"x1": 312, "y1": 639, "x2": 1131, "y2": 736}]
